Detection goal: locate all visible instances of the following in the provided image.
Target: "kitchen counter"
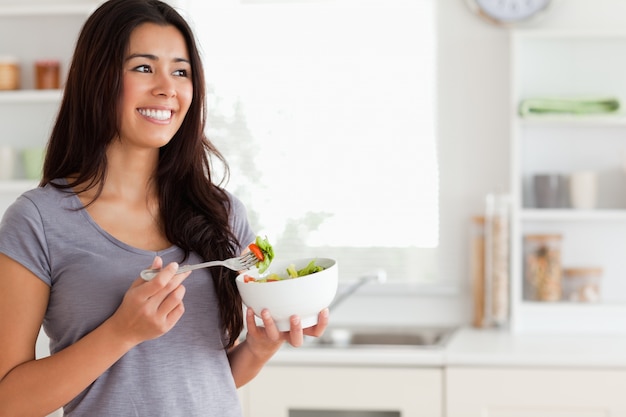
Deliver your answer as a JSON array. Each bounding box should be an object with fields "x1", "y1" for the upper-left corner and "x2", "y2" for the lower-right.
[
  {"x1": 446, "y1": 327, "x2": 626, "y2": 368},
  {"x1": 270, "y1": 327, "x2": 626, "y2": 368},
  {"x1": 273, "y1": 343, "x2": 446, "y2": 366}
]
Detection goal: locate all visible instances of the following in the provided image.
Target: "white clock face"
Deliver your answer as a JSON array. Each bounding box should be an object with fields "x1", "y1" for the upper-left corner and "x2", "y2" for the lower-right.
[{"x1": 473, "y1": 0, "x2": 551, "y2": 23}]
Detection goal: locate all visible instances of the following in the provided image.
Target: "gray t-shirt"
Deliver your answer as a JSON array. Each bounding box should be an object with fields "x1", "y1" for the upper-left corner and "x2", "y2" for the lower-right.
[{"x1": 0, "y1": 182, "x2": 256, "y2": 417}]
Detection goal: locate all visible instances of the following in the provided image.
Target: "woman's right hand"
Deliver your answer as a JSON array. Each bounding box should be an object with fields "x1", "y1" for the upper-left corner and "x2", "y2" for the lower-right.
[
  {"x1": 0, "y1": 254, "x2": 192, "y2": 415},
  {"x1": 107, "y1": 256, "x2": 190, "y2": 347}
]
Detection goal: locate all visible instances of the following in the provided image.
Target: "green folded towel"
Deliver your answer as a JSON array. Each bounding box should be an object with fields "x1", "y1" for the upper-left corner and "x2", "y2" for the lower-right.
[{"x1": 518, "y1": 96, "x2": 620, "y2": 116}]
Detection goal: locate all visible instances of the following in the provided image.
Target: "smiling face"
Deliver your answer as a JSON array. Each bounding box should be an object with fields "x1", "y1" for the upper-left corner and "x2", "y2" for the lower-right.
[{"x1": 119, "y1": 23, "x2": 193, "y2": 149}]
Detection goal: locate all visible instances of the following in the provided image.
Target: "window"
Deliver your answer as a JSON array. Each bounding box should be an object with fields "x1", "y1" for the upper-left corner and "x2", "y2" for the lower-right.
[{"x1": 187, "y1": 0, "x2": 437, "y2": 282}]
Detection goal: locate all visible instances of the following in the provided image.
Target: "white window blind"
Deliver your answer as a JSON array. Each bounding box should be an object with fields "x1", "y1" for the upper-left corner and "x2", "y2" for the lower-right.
[{"x1": 187, "y1": 0, "x2": 438, "y2": 282}]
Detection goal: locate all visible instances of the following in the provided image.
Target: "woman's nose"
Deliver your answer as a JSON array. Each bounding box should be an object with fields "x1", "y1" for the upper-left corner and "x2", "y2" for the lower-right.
[{"x1": 152, "y1": 73, "x2": 176, "y2": 97}]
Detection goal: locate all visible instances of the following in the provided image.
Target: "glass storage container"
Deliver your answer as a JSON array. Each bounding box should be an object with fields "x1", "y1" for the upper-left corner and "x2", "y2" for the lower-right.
[
  {"x1": 523, "y1": 234, "x2": 562, "y2": 302},
  {"x1": 562, "y1": 267, "x2": 602, "y2": 303},
  {"x1": 0, "y1": 56, "x2": 20, "y2": 90}
]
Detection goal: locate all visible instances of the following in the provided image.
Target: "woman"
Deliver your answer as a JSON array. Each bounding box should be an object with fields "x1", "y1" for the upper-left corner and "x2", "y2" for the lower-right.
[{"x1": 0, "y1": 0, "x2": 328, "y2": 415}]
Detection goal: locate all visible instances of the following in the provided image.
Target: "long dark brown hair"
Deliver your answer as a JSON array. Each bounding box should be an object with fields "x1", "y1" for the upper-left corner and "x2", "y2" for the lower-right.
[{"x1": 42, "y1": 0, "x2": 243, "y2": 347}]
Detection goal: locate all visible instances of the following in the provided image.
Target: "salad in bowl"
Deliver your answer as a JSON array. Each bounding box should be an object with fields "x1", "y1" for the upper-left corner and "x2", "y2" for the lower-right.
[{"x1": 236, "y1": 257, "x2": 338, "y2": 331}]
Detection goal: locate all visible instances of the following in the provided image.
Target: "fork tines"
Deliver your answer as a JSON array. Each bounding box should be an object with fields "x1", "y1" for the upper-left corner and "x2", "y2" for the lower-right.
[{"x1": 241, "y1": 251, "x2": 259, "y2": 268}]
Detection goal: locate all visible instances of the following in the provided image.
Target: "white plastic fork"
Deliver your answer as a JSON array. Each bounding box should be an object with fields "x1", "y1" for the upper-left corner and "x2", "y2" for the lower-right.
[{"x1": 140, "y1": 251, "x2": 259, "y2": 281}]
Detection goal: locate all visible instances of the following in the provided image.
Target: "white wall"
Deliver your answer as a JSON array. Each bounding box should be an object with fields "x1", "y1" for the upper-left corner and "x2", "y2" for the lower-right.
[{"x1": 437, "y1": 0, "x2": 512, "y2": 292}]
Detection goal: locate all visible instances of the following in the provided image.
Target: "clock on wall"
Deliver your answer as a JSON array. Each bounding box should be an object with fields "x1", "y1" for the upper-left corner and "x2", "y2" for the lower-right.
[{"x1": 466, "y1": 0, "x2": 552, "y2": 26}]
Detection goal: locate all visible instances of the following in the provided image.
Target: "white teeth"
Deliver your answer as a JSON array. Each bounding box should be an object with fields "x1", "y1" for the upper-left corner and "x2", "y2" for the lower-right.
[{"x1": 138, "y1": 108, "x2": 172, "y2": 121}]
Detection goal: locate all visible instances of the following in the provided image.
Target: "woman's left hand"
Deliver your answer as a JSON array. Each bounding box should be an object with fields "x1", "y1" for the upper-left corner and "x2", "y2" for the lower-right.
[
  {"x1": 227, "y1": 308, "x2": 329, "y2": 387},
  {"x1": 244, "y1": 307, "x2": 329, "y2": 355}
]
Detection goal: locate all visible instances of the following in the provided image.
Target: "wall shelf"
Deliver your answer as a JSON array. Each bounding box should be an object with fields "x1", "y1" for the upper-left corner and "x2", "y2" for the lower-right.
[
  {"x1": 0, "y1": 4, "x2": 96, "y2": 16},
  {"x1": 520, "y1": 209, "x2": 626, "y2": 222},
  {"x1": 515, "y1": 302, "x2": 626, "y2": 334},
  {"x1": 0, "y1": 90, "x2": 63, "y2": 104},
  {"x1": 0, "y1": 2, "x2": 95, "y2": 197},
  {"x1": 519, "y1": 113, "x2": 626, "y2": 127},
  {"x1": 0, "y1": 180, "x2": 39, "y2": 192},
  {"x1": 509, "y1": 30, "x2": 626, "y2": 334}
]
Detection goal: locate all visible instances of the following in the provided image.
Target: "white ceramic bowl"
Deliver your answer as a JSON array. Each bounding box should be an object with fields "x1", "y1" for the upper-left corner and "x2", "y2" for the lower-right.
[{"x1": 236, "y1": 257, "x2": 338, "y2": 331}]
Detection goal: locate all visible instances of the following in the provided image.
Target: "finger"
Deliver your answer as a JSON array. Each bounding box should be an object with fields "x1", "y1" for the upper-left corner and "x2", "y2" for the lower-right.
[
  {"x1": 151, "y1": 256, "x2": 163, "y2": 270},
  {"x1": 259, "y1": 309, "x2": 281, "y2": 342},
  {"x1": 130, "y1": 256, "x2": 165, "y2": 289},
  {"x1": 133, "y1": 261, "x2": 177, "y2": 295},
  {"x1": 146, "y1": 262, "x2": 190, "y2": 297},
  {"x1": 245, "y1": 307, "x2": 258, "y2": 335},
  {"x1": 287, "y1": 315, "x2": 304, "y2": 347},
  {"x1": 303, "y1": 308, "x2": 330, "y2": 337},
  {"x1": 158, "y1": 283, "x2": 186, "y2": 316},
  {"x1": 166, "y1": 301, "x2": 186, "y2": 327}
]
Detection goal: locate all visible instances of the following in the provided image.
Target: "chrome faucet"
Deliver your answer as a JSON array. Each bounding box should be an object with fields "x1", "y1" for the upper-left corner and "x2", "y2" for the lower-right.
[{"x1": 328, "y1": 269, "x2": 387, "y2": 311}]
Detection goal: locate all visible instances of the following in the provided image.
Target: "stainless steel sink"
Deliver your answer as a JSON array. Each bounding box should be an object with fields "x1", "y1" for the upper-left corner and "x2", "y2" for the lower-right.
[{"x1": 302, "y1": 326, "x2": 456, "y2": 349}]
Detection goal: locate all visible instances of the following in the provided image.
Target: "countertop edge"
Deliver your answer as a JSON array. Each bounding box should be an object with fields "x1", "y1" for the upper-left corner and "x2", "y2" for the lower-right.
[{"x1": 269, "y1": 327, "x2": 626, "y2": 368}]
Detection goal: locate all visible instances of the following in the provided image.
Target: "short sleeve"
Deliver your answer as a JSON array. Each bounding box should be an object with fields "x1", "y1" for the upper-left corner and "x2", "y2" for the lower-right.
[
  {"x1": 0, "y1": 195, "x2": 52, "y2": 286},
  {"x1": 228, "y1": 193, "x2": 256, "y2": 253}
]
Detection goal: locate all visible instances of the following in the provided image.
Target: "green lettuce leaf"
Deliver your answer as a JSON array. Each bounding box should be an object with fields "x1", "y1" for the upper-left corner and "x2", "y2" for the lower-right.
[{"x1": 255, "y1": 235, "x2": 274, "y2": 273}]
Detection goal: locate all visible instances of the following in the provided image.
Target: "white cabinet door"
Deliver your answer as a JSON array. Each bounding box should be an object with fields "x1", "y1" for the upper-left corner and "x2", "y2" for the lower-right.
[
  {"x1": 446, "y1": 367, "x2": 626, "y2": 416},
  {"x1": 245, "y1": 365, "x2": 442, "y2": 417}
]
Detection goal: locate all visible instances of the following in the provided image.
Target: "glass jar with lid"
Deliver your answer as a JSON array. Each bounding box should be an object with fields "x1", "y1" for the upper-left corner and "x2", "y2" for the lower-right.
[
  {"x1": 35, "y1": 59, "x2": 61, "y2": 90},
  {"x1": 523, "y1": 234, "x2": 562, "y2": 301},
  {"x1": 0, "y1": 56, "x2": 20, "y2": 90},
  {"x1": 562, "y1": 267, "x2": 602, "y2": 302}
]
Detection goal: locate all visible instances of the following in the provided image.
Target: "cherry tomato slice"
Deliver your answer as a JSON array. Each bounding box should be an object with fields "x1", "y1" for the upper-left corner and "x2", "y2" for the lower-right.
[{"x1": 248, "y1": 243, "x2": 264, "y2": 261}]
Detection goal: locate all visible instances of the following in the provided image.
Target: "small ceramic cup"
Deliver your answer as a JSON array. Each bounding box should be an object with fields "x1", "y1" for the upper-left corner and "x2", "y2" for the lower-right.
[
  {"x1": 22, "y1": 147, "x2": 46, "y2": 180},
  {"x1": 533, "y1": 173, "x2": 567, "y2": 208},
  {"x1": 0, "y1": 145, "x2": 16, "y2": 180},
  {"x1": 569, "y1": 170, "x2": 597, "y2": 210}
]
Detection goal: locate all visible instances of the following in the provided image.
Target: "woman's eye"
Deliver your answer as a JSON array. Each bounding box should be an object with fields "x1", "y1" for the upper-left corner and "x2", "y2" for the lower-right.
[
  {"x1": 173, "y1": 69, "x2": 189, "y2": 77},
  {"x1": 134, "y1": 65, "x2": 152, "y2": 73}
]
